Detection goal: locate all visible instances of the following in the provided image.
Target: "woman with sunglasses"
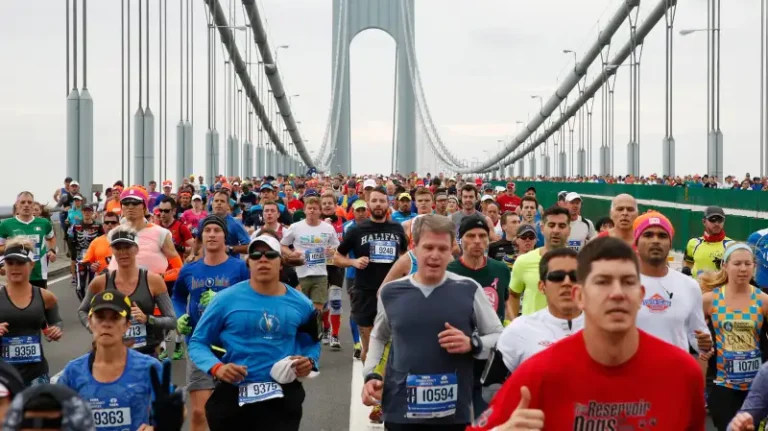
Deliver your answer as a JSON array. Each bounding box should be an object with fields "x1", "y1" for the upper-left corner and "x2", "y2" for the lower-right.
[
  {"x1": 701, "y1": 243, "x2": 768, "y2": 431},
  {"x1": 188, "y1": 235, "x2": 320, "y2": 430},
  {"x1": 78, "y1": 226, "x2": 177, "y2": 357}
]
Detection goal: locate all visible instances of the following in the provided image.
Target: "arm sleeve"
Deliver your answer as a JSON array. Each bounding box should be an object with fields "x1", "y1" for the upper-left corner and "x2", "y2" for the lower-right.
[
  {"x1": 171, "y1": 269, "x2": 190, "y2": 318},
  {"x1": 473, "y1": 287, "x2": 504, "y2": 360},
  {"x1": 44, "y1": 303, "x2": 63, "y2": 327},
  {"x1": 362, "y1": 295, "x2": 392, "y2": 377},
  {"x1": 737, "y1": 364, "x2": 768, "y2": 424},
  {"x1": 77, "y1": 288, "x2": 97, "y2": 329},
  {"x1": 686, "y1": 282, "x2": 710, "y2": 353},
  {"x1": 188, "y1": 294, "x2": 226, "y2": 373},
  {"x1": 151, "y1": 292, "x2": 178, "y2": 330}
]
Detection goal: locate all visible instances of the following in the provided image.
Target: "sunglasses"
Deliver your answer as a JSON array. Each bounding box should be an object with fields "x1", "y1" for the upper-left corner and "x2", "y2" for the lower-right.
[
  {"x1": 158, "y1": 209, "x2": 172, "y2": 214},
  {"x1": 121, "y1": 201, "x2": 142, "y2": 207},
  {"x1": 545, "y1": 270, "x2": 578, "y2": 283},
  {"x1": 249, "y1": 250, "x2": 281, "y2": 260},
  {"x1": 707, "y1": 216, "x2": 724, "y2": 223},
  {"x1": 103, "y1": 220, "x2": 119, "y2": 226},
  {"x1": 518, "y1": 233, "x2": 537, "y2": 241}
]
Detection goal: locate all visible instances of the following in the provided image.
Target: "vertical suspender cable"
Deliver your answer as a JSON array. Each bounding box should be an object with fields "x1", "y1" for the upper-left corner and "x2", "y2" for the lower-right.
[
  {"x1": 159, "y1": 0, "x2": 163, "y2": 178},
  {"x1": 164, "y1": 0, "x2": 168, "y2": 178},
  {"x1": 121, "y1": 0, "x2": 125, "y2": 181},
  {"x1": 138, "y1": 0, "x2": 142, "y2": 109},
  {"x1": 67, "y1": 0, "x2": 70, "y2": 94},
  {"x1": 191, "y1": 0, "x2": 194, "y2": 128},
  {"x1": 146, "y1": 0, "x2": 149, "y2": 108},
  {"x1": 83, "y1": 0, "x2": 87, "y2": 88},
  {"x1": 73, "y1": 0, "x2": 78, "y2": 89},
  {"x1": 127, "y1": 0, "x2": 131, "y2": 184},
  {"x1": 207, "y1": 11, "x2": 211, "y2": 130},
  {"x1": 179, "y1": 0, "x2": 183, "y2": 121},
  {"x1": 186, "y1": 0, "x2": 190, "y2": 121}
]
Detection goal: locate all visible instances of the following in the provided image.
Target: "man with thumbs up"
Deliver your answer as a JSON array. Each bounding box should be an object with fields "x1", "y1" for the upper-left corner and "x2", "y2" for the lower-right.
[
  {"x1": 469, "y1": 237, "x2": 706, "y2": 431},
  {"x1": 361, "y1": 215, "x2": 503, "y2": 430}
]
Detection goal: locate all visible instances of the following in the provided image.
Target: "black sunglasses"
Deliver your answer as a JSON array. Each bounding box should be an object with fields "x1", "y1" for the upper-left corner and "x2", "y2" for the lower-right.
[
  {"x1": 249, "y1": 250, "x2": 281, "y2": 260},
  {"x1": 707, "y1": 216, "x2": 724, "y2": 223},
  {"x1": 545, "y1": 270, "x2": 578, "y2": 283},
  {"x1": 158, "y1": 209, "x2": 172, "y2": 214},
  {"x1": 518, "y1": 233, "x2": 537, "y2": 241},
  {"x1": 103, "y1": 220, "x2": 119, "y2": 225}
]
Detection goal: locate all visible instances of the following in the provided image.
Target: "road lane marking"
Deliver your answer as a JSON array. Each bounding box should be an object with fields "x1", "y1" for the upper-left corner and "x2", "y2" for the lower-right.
[{"x1": 349, "y1": 360, "x2": 383, "y2": 430}]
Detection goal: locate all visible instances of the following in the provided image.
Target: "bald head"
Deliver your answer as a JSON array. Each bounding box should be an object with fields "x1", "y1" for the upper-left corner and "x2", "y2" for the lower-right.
[{"x1": 610, "y1": 194, "x2": 639, "y2": 231}]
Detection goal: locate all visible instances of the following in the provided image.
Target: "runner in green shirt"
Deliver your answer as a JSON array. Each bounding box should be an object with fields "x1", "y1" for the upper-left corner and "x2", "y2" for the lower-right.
[{"x1": 0, "y1": 192, "x2": 56, "y2": 288}]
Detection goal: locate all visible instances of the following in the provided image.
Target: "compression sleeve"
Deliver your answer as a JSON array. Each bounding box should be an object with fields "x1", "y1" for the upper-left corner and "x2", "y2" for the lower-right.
[
  {"x1": 473, "y1": 287, "x2": 504, "y2": 360},
  {"x1": 77, "y1": 289, "x2": 97, "y2": 329},
  {"x1": 44, "y1": 303, "x2": 63, "y2": 327},
  {"x1": 362, "y1": 295, "x2": 392, "y2": 378},
  {"x1": 150, "y1": 293, "x2": 178, "y2": 330},
  {"x1": 163, "y1": 256, "x2": 183, "y2": 282},
  {"x1": 738, "y1": 364, "x2": 768, "y2": 425}
]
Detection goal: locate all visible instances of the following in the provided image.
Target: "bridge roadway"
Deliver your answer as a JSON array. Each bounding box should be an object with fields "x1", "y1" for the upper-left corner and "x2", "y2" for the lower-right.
[{"x1": 40, "y1": 271, "x2": 715, "y2": 430}]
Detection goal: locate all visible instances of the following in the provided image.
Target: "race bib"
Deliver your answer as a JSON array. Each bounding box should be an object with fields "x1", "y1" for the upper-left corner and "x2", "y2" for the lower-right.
[
  {"x1": 238, "y1": 381, "x2": 284, "y2": 406},
  {"x1": 92, "y1": 407, "x2": 132, "y2": 429},
  {"x1": 124, "y1": 319, "x2": 147, "y2": 348},
  {"x1": 369, "y1": 240, "x2": 397, "y2": 263},
  {"x1": 722, "y1": 319, "x2": 762, "y2": 383},
  {"x1": 24, "y1": 235, "x2": 41, "y2": 261},
  {"x1": 1, "y1": 335, "x2": 42, "y2": 364},
  {"x1": 405, "y1": 373, "x2": 458, "y2": 419},
  {"x1": 305, "y1": 247, "x2": 326, "y2": 267},
  {"x1": 567, "y1": 240, "x2": 582, "y2": 251}
]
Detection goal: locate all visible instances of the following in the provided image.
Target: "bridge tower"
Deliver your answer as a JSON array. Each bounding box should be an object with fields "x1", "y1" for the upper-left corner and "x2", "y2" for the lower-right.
[{"x1": 330, "y1": 0, "x2": 416, "y2": 174}]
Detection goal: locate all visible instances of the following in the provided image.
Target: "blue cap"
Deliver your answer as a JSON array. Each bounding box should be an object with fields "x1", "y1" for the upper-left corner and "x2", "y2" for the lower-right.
[
  {"x1": 304, "y1": 188, "x2": 320, "y2": 198},
  {"x1": 260, "y1": 183, "x2": 275, "y2": 191}
]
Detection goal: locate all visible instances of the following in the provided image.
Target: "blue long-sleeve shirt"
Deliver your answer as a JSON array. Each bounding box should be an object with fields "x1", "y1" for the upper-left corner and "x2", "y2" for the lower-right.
[
  {"x1": 188, "y1": 281, "x2": 321, "y2": 383},
  {"x1": 735, "y1": 362, "x2": 768, "y2": 427},
  {"x1": 342, "y1": 220, "x2": 357, "y2": 279},
  {"x1": 172, "y1": 256, "x2": 250, "y2": 336}
]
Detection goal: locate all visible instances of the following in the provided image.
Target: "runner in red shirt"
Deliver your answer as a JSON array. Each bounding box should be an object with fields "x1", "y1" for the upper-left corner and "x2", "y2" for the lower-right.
[
  {"x1": 469, "y1": 236, "x2": 705, "y2": 431},
  {"x1": 495, "y1": 182, "x2": 522, "y2": 214}
]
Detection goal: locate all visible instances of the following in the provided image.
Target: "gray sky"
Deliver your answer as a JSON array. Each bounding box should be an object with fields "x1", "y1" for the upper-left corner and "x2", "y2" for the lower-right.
[{"x1": 0, "y1": 0, "x2": 761, "y2": 205}]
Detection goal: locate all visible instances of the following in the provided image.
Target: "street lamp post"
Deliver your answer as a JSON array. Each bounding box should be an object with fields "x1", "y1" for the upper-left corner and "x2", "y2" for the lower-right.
[
  {"x1": 274, "y1": 44, "x2": 289, "y2": 63},
  {"x1": 662, "y1": 1, "x2": 677, "y2": 177}
]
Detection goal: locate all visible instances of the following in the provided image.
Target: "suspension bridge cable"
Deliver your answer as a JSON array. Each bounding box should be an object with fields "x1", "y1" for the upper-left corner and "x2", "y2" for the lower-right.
[
  {"x1": 127, "y1": 0, "x2": 131, "y2": 183},
  {"x1": 121, "y1": 0, "x2": 124, "y2": 180}
]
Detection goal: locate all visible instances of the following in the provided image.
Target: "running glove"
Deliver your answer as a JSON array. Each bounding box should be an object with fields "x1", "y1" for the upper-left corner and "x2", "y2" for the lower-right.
[
  {"x1": 200, "y1": 289, "x2": 217, "y2": 307},
  {"x1": 177, "y1": 314, "x2": 192, "y2": 335}
]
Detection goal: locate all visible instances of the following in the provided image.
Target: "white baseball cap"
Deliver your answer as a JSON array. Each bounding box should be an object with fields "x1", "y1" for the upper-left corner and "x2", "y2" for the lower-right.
[
  {"x1": 481, "y1": 194, "x2": 495, "y2": 202},
  {"x1": 363, "y1": 179, "x2": 377, "y2": 190},
  {"x1": 248, "y1": 235, "x2": 282, "y2": 257},
  {"x1": 565, "y1": 192, "x2": 582, "y2": 202}
]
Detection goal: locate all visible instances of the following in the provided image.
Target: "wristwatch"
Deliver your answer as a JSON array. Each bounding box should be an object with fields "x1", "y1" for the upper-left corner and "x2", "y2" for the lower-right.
[
  {"x1": 308, "y1": 358, "x2": 318, "y2": 372},
  {"x1": 471, "y1": 334, "x2": 483, "y2": 355},
  {"x1": 148, "y1": 315, "x2": 156, "y2": 326}
]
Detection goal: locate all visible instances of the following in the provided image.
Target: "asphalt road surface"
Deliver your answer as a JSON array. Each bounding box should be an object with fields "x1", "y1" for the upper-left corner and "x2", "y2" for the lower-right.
[{"x1": 41, "y1": 274, "x2": 717, "y2": 431}]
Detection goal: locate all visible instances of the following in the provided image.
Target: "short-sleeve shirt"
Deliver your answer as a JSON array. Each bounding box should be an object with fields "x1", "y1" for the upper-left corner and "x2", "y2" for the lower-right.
[
  {"x1": 509, "y1": 248, "x2": 546, "y2": 315},
  {"x1": 336, "y1": 219, "x2": 408, "y2": 291},
  {"x1": 280, "y1": 220, "x2": 340, "y2": 279},
  {"x1": 0, "y1": 216, "x2": 54, "y2": 280}
]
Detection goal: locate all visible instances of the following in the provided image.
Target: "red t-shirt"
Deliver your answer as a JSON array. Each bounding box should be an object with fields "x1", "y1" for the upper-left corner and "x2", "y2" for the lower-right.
[
  {"x1": 495, "y1": 193, "x2": 522, "y2": 213},
  {"x1": 287, "y1": 199, "x2": 304, "y2": 212},
  {"x1": 469, "y1": 330, "x2": 705, "y2": 431}
]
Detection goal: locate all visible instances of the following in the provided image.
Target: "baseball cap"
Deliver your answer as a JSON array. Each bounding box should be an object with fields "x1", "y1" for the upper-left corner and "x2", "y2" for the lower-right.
[
  {"x1": 192, "y1": 194, "x2": 203, "y2": 201},
  {"x1": 458, "y1": 215, "x2": 490, "y2": 238},
  {"x1": 704, "y1": 206, "x2": 726, "y2": 219},
  {"x1": 108, "y1": 229, "x2": 138, "y2": 247},
  {"x1": 89, "y1": 290, "x2": 132, "y2": 318},
  {"x1": 82, "y1": 203, "x2": 95, "y2": 212},
  {"x1": 248, "y1": 235, "x2": 282, "y2": 257},
  {"x1": 73, "y1": 195, "x2": 83, "y2": 201},
  {"x1": 4, "y1": 245, "x2": 33, "y2": 263},
  {"x1": 397, "y1": 193, "x2": 412, "y2": 201},
  {"x1": 347, "y1": 180, "x2": 356, "y2": 187},
  {"x1": 565, "y1": 192, "x2": 582, "y2": 202},
  {"x1": 352, "y1": 200, "x2": 367, "y2": 210},
  {"x1": 557, "y1": 191, "x2": 569, "y2": 201},
  {"x1": 3, "y1": 384, "x2": 95, "y2": 431},
  {"x1": 0, "y1": 361, "x2": 24, "y2": 399},
  {"x1": 259, "y1": 183, "x2": 275, "y2": 192},
  {"x1": 120, "y1": 186, "x2": 149, "y2": 207},
  {"x1": 70, "y1": 181, "x2": 80, "y2": 187},
  {"x1": 481, "y1": 194, "x2": 495, "y2": 202},
  {"x1": 517, "y1": 224, "x2": 538, "y2": 237},
  {"x1": 162, "y1": 180, "x2": 173, "y2": 188},
  {"x1": 304, "y1": 188, "x2": 320, "y2": 198},
  {"x1": 363, "y1": 179, "x2": 377, "y2": 190}
]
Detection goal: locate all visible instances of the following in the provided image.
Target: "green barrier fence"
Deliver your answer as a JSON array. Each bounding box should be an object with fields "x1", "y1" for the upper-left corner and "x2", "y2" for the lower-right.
[{"x1": 490, "y1": 181, "x2": 768, "y2": 252}]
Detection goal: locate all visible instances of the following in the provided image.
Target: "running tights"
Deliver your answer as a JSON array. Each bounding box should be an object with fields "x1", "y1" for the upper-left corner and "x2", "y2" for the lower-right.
[{"x1": 708, "y1": 385, "x2": 748, "y2": 431}]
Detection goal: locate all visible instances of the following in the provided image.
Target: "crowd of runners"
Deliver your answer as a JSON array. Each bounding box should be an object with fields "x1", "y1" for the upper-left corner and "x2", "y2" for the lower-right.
[{"x1": 0, "y1": 172, "x2": 766, "y2": 430}]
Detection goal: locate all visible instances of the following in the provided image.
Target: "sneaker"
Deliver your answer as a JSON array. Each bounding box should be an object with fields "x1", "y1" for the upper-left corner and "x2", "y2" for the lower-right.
[
  {"x1": 157, "y1": 348, "x2": 169, "y2": 361},
  {"x1": 353, "y1": 343, "x2": 362, "y2": 360},
  {"x1": 322, "y1": 330, "x2": 330, "y2": 345},
  {"x1": 172, "y1": 343, "x2": 185, "y2": 360},
  {"x1": 330, "y1": 336, "x2": 341, "y2": 350},
  {"x1": 369, "y1": 405, "x2": 383, "y2": 424}
]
